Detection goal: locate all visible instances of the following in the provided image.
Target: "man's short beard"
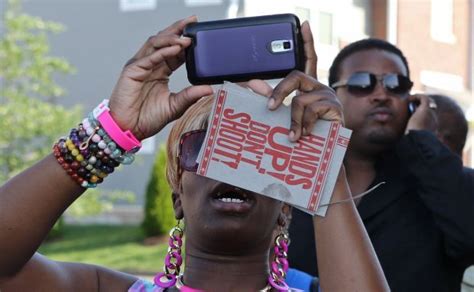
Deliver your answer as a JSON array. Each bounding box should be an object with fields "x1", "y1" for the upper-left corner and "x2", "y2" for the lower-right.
[{"x1": 365, "y1": 128, "x2": 401, "y2": 145}]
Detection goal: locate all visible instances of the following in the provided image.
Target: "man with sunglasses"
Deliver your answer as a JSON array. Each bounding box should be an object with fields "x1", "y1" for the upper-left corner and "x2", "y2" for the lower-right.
[{"x1": 288, "y1": 38, "x2": 474, "y2": 292}]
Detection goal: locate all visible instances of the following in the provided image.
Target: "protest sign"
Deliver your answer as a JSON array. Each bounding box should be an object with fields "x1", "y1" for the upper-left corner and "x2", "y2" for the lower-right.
[{"x1": 197, "y1": 82, "x2": 351, "y2": 216}]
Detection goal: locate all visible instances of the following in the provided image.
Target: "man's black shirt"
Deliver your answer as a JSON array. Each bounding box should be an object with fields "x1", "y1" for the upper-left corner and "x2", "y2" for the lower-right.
[{"x1": 288, "y1": 131, "x2": 474, "y2": 292}]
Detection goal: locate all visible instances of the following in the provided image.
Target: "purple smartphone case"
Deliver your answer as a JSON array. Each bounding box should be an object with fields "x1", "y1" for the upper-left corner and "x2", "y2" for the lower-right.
[
  {"x1": 184, "y1": 14, "x2": 303, "y2": 85},
  {"x1": 194, "y1": 23, "x2": 295, "y2": 77}
]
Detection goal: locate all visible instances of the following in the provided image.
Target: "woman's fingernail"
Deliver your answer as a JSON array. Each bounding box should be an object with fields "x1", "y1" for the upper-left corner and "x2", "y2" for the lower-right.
[
  {"x1": 289, "y1": 130, "x2": 296, "y2": 141},
  {"x1": 267, "y1": 98, "x2": 275, "y2": 109}
]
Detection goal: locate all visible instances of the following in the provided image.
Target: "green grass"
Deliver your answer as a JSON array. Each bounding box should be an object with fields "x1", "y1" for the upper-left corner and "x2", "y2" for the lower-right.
[{"x1": 39, "y1": 225, "x2": 168, "y2": 274}]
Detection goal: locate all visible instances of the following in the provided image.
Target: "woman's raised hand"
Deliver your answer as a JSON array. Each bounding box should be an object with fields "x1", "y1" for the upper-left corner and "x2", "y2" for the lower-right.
[{"x1": 108, "y1": 16, "x2": 213, "y2": 141}]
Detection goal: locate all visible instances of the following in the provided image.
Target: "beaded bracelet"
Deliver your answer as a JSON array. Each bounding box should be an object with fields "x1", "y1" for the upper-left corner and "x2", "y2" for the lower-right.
[
  {"x1": 54, "y1": 133, "x2": 114, "y2": 188},
  {"x1": 83, "y1": 113, "x2": 135, "y2": 165},
  {"x1": 53, "y1": 101, "x2": 139, "y2": 188}
]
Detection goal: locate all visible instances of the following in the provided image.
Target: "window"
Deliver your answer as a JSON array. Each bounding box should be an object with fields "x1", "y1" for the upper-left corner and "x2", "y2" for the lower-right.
[
  {"x1": 119, "y1": 0, "x2": 156, "y2": 12},
  {"x1": 420, "y1": 70, "x2": 464, "y2": 92},
  {"x1": 185, "y1": 0, "x2": 223, "y2": 6},
  {"x1": 318, "y1": 12, "x2": 333, "y2": 45},
  {"x1": 430, "y1": 0, "x2": 456, "y2": 43}
]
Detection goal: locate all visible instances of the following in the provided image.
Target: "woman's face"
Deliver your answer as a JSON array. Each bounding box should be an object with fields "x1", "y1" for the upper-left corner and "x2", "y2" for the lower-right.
[{"x1": 175, "y1": 170, "x2": 284, "y2": 255}]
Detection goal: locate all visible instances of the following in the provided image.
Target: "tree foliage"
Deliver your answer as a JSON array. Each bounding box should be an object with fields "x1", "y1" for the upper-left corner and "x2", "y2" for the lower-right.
[
  {"x1": 0, "y1": 0, "x2": 81, "y2": 183},
  {"x1": 0, "y1": 1, "x2": 137, "y2": 238}
]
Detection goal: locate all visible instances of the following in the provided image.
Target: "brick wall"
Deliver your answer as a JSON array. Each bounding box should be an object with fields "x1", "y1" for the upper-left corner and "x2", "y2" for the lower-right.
[
  {"x1": 371, "y1": 0, "x2": 387, "y2": 39},
  {"x1": 396, "y1": 0, "x2": 470, "y2": 91}
]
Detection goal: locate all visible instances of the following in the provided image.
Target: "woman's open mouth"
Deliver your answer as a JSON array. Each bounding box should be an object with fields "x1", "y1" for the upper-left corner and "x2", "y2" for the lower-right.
[{"x1": 210, "y1": 184, "x2": 255, "y2": 213}]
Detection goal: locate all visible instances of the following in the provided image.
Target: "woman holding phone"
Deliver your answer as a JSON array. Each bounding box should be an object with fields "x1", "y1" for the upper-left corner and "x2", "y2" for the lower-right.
[{"x1": 0, "y1": 16, "x2": 388, "y2": 291}]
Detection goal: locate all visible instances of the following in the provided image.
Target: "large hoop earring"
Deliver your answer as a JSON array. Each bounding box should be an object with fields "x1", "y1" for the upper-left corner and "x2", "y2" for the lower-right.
[
  {"x1": 268, "y1": 230, "x2": 290, "y2": 291},
  {"x1": 153, "y1": 220, "x2": 184, "y2": 288}
]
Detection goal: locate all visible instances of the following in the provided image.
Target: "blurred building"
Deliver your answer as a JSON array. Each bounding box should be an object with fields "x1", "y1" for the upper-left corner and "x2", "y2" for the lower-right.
[
  {"x1": 244, "y1": 0, "x2": 473, "y2": 166},
  {"x1": 374, "y1": 0, "x2": 473, "y2": 166}
]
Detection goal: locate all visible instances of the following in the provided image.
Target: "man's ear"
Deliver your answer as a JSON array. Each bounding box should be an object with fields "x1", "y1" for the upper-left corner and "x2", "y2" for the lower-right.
[
  {"x1": 277, "y1": 203, "x2": 293, "y2": 228},
  {"x1": 172, "y1": 192, "x2": 184, "y2": 220}
]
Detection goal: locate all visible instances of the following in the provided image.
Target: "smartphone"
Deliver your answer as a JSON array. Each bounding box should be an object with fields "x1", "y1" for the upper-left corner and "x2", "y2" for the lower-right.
[
  {"x1": 184, "y1": 14, "x2": 305, "y2": 85},
  {"x1": 408, "y1": 101, "x2": 418, "y2": 114}
]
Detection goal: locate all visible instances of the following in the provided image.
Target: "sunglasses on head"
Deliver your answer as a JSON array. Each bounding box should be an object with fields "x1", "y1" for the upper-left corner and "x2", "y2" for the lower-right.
[
  {"x1": 331, "y1": 72, "x2": 413, "y2": 97},
  {"x1": 178, "y1": 129, "x2": 207, "y2": 172}
]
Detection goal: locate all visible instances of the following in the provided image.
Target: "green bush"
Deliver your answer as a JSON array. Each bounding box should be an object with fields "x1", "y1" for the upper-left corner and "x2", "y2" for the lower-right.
[{"x1": 142, "y1": 144, "x2": 176, "y2": 237}]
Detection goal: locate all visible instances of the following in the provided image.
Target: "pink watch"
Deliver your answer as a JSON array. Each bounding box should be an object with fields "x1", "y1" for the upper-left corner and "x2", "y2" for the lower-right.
[{"x1": 93, "y1": 100, "x2": 141, "y2": 153}]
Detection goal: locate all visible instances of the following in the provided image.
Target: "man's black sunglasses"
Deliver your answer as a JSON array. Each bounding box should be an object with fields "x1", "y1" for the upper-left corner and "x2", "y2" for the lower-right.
[{"x1": 331, "y1": 72, "x2": 413, "y2": 97}]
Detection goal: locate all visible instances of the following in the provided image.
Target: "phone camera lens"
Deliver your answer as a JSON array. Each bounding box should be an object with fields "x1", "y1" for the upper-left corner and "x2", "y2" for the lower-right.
[{"x1": 283, "y1": 41, "x2": 291, "y2": 49}]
